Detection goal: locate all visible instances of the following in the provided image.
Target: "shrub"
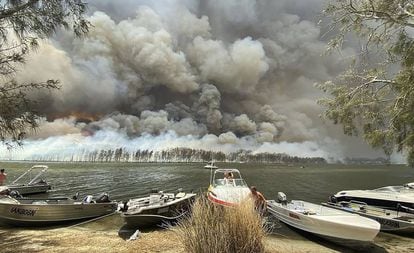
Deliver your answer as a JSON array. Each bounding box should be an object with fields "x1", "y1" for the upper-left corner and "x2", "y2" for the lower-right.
[{"x1": 174, "y1": 196, "x2": 267, "y2": 253}]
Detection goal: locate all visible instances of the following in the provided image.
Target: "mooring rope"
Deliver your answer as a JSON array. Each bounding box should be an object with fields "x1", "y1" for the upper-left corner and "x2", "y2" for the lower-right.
[{"x1": 52, "y1": 210, "x2": 119, "y2": 230}]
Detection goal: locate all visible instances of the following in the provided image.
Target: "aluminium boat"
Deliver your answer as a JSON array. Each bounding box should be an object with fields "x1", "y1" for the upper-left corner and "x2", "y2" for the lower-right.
[
  {"x1": 0, "y1": 193, "x2": 117, "y2": 226},
  {"x1": 7, "y1": 165, "x2": 51, "y2": 195},
  {"x1": 323, "y1": 201, "x2": 414, "y2": 233},
  {"x1": 207, "y1": 169, "x2": 251, "y2": 207},
  {"x1": 120, "y1": 190, "x2": 196, "y2": 228},
  {"x1": 267, "y1": 192, "x2": 380, "y2": 245}
]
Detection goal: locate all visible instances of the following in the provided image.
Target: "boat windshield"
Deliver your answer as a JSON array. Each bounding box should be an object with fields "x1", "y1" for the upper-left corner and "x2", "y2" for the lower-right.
[
  {"x1": 213, "y1": 179, "x2": 247, "y2": 187},
  {"x1": 374, "y1": 186, "x2": 405, "y2": 192}
]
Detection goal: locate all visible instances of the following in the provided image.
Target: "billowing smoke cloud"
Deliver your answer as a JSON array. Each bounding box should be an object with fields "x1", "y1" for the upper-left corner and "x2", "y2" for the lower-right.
[{"x1": 0, "y1": 0, "x2": 395, "y2": 162}]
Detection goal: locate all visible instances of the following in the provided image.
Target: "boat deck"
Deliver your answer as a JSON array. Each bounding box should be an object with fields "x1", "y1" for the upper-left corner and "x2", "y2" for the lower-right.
[{"x1": 322, "y1": 201, "x2": 414, "y2": 232}]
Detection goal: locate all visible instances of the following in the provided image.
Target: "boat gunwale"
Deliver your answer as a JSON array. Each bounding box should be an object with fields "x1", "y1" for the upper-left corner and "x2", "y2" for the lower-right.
[
  {"x1": 123, "y1": 193, "x2": 196, "y2": 215},
  {"x1": 267, "y1": 203, "x2": 379, "y2": 242}
]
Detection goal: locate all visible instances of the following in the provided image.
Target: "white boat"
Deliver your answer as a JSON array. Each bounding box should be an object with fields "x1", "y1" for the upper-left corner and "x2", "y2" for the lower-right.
[
  {"x1": 267, "y1": 192, "x2": 380, "y2": 244},
  {"x1": 373, "y1": 184, "x2": 414, "y2": 193},
  {"x1": 207, "y1": 169, "x2": 251, "y2": 207},
  {"x1": 331, "y1": 186, "x2": 414, "y2": 210},
  {"x1": 0, "y1": 193, "x2": 117, "y2": 226},
  {"x1": 7, "y1": 165, "x2": 51, "y2": 195},
  {"x1": 120, "y1": 190, "x2": 196, "y2": 228},
  {"x1": 204, "y1": 161, "x2": 218, "y2": 170},
  {"x1": 323, "y1": 201, "x2": 414, "y2": 233}
]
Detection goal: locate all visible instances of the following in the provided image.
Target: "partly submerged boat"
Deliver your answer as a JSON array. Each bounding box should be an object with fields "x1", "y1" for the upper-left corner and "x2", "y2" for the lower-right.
[
  {"x1": 7, "y1": 165, "x2": 51, "y2": 195},
  {"x1": 204, "y1": 161, "x2": 218, "y2": 170},
  {"x1": 207, "y1": 169, "x2": 251, "y2": 207},
  {"x1": 0, "y1": 193, "x2": 117, "y2": 226},
  {"x1": 267, "y1": 192, "x2": 380, "y2": 244},
  {"x1": 120, "y1": 190, "x2": 196, "y2": 228},
  {"x1": 323, "y1": 201, "x2": 414, "y2": 233},
  {"x1": 330, "y1": 186, "x2": 414, "y2": 210}
]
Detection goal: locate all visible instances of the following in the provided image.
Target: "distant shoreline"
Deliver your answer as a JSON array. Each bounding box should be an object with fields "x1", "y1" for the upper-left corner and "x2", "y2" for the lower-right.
[{"x1": 0, "y1": 160, "x2": 404, "y2": 166}]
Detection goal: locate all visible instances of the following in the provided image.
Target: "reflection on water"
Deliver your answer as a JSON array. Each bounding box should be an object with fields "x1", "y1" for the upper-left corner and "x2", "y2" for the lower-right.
[{"x1": 1, "y1": 162, "x2": 414, "y2": 251}]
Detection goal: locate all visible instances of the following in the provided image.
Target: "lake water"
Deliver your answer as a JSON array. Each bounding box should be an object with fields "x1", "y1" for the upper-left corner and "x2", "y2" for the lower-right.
[
  {"x1": 1, "y1": 162, "x2": 414, "y2": 252},
  {"x1": 1, "y1": 162, "x2": 413, "y2": 202}
]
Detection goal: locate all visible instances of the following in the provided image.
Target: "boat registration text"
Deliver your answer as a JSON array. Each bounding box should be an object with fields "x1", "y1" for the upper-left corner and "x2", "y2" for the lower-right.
[
  {"x1": 289, "y1": 213, "x2": 300, "y2": 220},
  {"x1": 10, "y1": 207, "x2": 37, "y2": 216}
]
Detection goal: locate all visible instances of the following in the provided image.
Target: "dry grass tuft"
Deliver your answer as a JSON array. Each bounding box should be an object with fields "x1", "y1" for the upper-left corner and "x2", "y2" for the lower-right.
[{"x1": 174, "y1": 196, "x2": 267, "y2": 253}]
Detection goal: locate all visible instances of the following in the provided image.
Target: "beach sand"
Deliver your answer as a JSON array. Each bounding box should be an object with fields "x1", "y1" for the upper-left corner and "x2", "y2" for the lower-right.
[
  {"x1": 1, "y1": 215, "x2": 414, "y2": 253},
  {"x1": 0, "y1": 226, "x2": 343, "y2": 253}
]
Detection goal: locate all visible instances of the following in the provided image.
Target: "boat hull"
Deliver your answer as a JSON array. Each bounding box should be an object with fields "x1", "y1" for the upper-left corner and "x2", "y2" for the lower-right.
[
  {"x1": 204, "y1": 166, "x2": 218, "y2": 169},
  {"x1": 122, "y1": 212, "x2": 187, "y2": 228},
  {"x1": 207, "y1": 185, "x2": 251, "y2": 207},
  {"x1": 267, "y1": 200, "x2": 379, "y2": 243},
  {"x1": 0, "y1": 201, "x2": 117, "y2": 226},
  {"x1": 323, "y1": 202, "x2": 414, "y2": 233},
  {"x1": 8, "y1": 184, "x2": 51, "y2": 195},
  {"x1": 121, "y1": 193, "x2": 195, "y2": 228},
  {"x1": 207, "y1": 191, "x2": 236, "y2": 207},
  {"x1": 333, "y1": 195, "x2": 414, "y2": 210}
]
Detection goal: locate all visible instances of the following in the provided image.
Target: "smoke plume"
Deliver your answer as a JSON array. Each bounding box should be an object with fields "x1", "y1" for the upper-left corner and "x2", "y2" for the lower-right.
[{"x1": 0, "y1": 0, "x2": 397, "y2": 162}]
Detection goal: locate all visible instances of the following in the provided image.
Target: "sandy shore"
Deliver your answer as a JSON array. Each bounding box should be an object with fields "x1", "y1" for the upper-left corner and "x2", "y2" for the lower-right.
[
  {"x1": 1, "y1": 215, "x2": 414, "y2": 253},
  {"x1": 0, "y1": 226, "x2": 341, "y2": 253}
]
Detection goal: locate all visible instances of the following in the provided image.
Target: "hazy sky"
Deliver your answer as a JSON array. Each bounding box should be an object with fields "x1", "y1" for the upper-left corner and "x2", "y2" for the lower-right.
[{"x1": 0, "y1": 0, "x2": 404, "y2": 162}]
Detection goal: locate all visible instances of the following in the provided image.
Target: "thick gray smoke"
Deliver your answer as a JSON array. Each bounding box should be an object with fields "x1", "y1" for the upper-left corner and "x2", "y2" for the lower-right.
[{"x1": 0, "y1": 0, "x2": 401, "y2": 162}]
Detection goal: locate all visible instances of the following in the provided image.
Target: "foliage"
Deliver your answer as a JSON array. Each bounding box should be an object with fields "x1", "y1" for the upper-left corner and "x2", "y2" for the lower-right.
[
  {"x1": 21, "y1": 147, "x2": 327, "y2": 164},
  {"x1": 0, "y1": 0, "x2": 89, "y2": 145},
  {"x1": 174, "y1": 196, "x2": 267, "y2": 253},
  {"x1": 318, "y1": 0, "x2": 414, "y2": 165}
]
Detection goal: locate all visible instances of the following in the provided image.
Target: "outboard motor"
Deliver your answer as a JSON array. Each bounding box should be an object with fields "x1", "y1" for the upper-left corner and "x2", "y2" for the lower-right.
[
  {"x1": 72, "y1": 192, "x2": 80, "y2": 200},
  {"x1": 119, "y1": 200, "x2": 129, "y2": 212},
  {"x1": 405, "y1": 183, "x2": 414, "y2": 189},
  {"x1": 9, "y1": 190, "x2": 22, "y2": 198},
  {"x1": 328, "y1": 195, "x2": 337, "y2": 203},
  {"x1": 95, "y1": 193, "x2": 110, "y2": 203},
  {"x1": 277, "y1": 192, "x2": 287, "y2": 205},
  {"x1": 83, "y1": 195, "x2": 94, "y2": 203}
]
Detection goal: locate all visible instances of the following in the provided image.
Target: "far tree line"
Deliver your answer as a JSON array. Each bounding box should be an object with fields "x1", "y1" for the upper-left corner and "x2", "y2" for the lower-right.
[{"x1": 25, "y1": 147, "x2": 327, "y2": 164}]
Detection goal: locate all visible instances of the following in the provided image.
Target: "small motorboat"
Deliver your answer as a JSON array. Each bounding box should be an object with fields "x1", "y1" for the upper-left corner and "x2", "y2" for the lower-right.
[
  {"x1": 204, "y1": 161, "x2": 218, "y2": 170},
  {"x1": 267, "y1": 192, "x2": 380, "y2": 244},
  {"x1": 207, "y1": 169, "x2": 251, "y2": 207},
  {"x1": 0, "y1": 193, "x2": 117, "y2": 226},
  {"x1": 7, "y1": 165, "x2": 51, "y2": 195},
  {"x1": 330, "y1": 186, "x2": 414, "y2": 210},
  {"x1": 120, "y1": 190, "x2": 196, "y2": 228},
  {"x1": 323, "y1": 201, "x2": 414, "y2": 233}
]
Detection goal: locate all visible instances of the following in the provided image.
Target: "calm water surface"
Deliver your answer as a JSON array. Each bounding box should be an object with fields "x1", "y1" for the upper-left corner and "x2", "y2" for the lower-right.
[
  {"x1": 1, "y1": 162, "x2": 413, "y2": 202},
  {"x1": 1, "y1": 162, "x2": 414, "y2": 252}
]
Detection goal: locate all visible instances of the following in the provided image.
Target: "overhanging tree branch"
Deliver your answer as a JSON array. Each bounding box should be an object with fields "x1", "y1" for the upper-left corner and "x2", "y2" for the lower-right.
[
  {"x1": 0, "y1": 0, "x2": 39, "y2": 20},
  {"x1": 320, "y1": 0, "x2": 414, "y2": 166}
]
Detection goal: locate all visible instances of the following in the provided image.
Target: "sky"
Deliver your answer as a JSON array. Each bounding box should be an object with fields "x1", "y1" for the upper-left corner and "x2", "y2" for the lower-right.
[{"x1": 0, "y1": 0, "x2": 406, "y2": 163}]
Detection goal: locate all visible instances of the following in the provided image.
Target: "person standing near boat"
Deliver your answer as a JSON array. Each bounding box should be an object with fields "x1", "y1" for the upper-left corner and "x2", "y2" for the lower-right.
[
  {"x1": 250, "y1": 186, "x2": 266, "y2": 214},
  {"x1": 223, "y1": 172, "x2": 235, "y2": 186},
  {"x1": 0, "y1": 169, "x2": 7, "y2": 186}
]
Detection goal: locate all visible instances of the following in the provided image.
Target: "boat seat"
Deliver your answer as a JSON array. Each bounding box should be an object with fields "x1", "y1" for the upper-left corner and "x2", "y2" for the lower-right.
[
  {"x1": 150, "y1": 194, "x2": 161, "y2": 204},
  {"x1": 32, "y1": 201, "x2": 48, "y2": 205},
  {"x1": 302, "y1": 210, "x2": 316, "y2": 215},
  {"x1": 175, "y1": 192, "x2": 185, "y2": 199},
  {"x1": 395, "y1": 216, "x2": 414, "y2": 221}
]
